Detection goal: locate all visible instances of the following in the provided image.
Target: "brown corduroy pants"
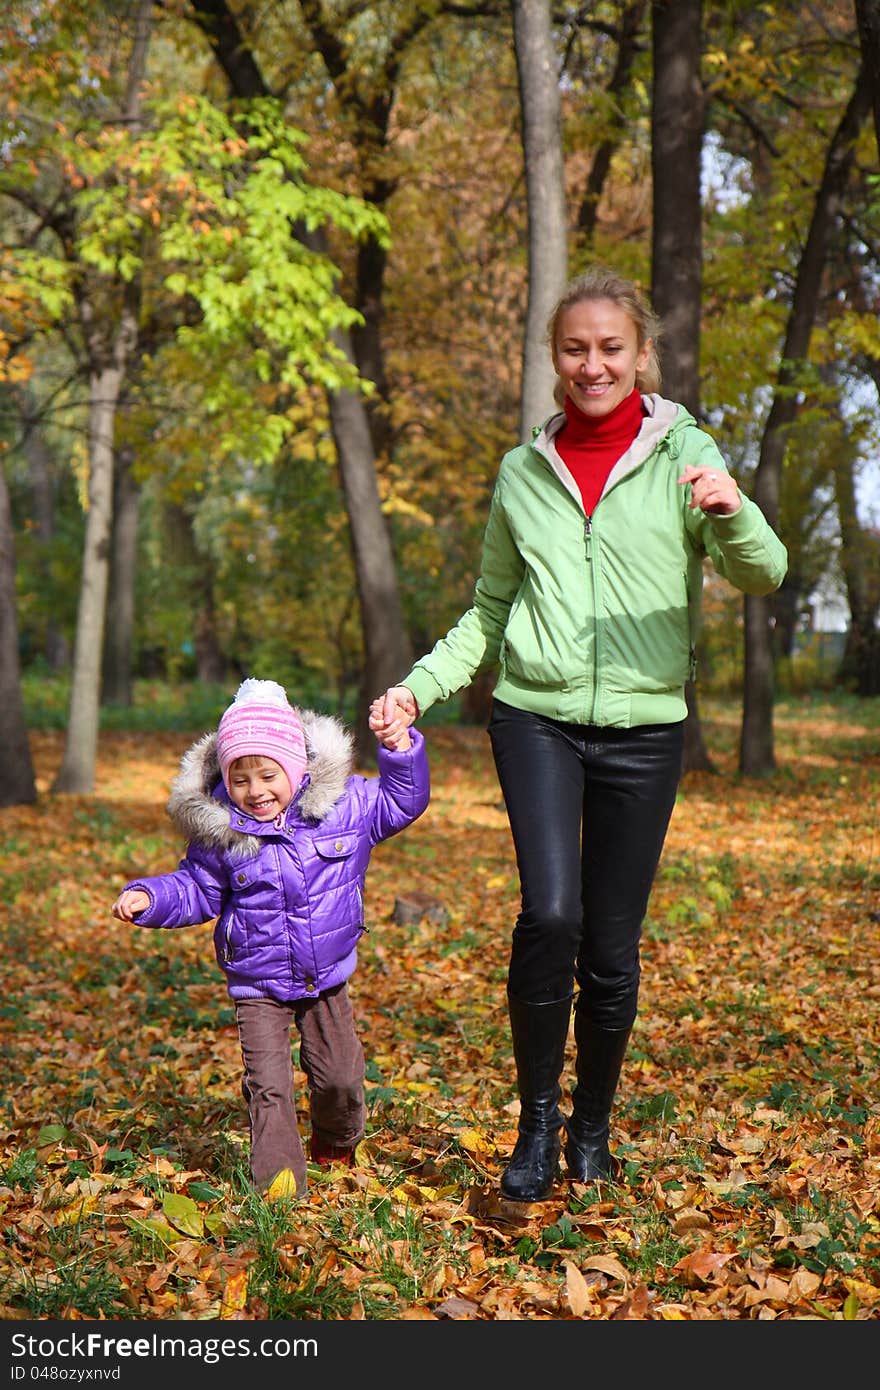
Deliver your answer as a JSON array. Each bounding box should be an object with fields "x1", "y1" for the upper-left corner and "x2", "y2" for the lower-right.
[{"x1": 235, "y1": 983, "x2": 365, "y2": 1194}]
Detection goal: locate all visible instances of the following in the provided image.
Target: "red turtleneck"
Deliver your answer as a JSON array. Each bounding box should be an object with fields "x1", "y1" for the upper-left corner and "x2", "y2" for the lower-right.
[{"x1": 555, "y1": 388, "x2": 645, "y2": 516}]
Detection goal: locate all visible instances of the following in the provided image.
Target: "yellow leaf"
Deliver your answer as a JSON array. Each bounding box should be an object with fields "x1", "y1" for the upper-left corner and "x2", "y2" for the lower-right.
[
  {"x1": 54, "y1": 1195, "x2": 98, "y2": 1226},
  {"x1": 392, "y1": 1182, "x2": 438, "y2": 1205},
  {"x1": 220, "y1": 1269, "x2": 249, "y2": 1319},
  {"x1": 457, "y1": 1128, "x2": 498, "y2": 1157},
  {"x1": 843, "y1": 1278, "x2": 880, "y2": 1307},
  {"x1": 265, "y1": 1169, "x2": 299, "y2": 1203}
]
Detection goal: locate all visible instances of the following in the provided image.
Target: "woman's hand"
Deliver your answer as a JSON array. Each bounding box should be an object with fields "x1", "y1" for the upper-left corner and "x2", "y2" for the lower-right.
[
  {"x1": 111, "y1": 889, "x2": 150, "y2": 922},
  {"x1": 678, "y1": 464, "x2": 741, "y2": 516},
  {"x1": 369, "y1": 686, "x2": 418, "y2": 744}
]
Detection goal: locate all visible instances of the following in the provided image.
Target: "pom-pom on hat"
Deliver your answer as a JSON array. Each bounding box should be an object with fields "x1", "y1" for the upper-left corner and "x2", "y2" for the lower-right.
[{"x1": 216, "y1": 679, "x2": 307, "y2": 798}]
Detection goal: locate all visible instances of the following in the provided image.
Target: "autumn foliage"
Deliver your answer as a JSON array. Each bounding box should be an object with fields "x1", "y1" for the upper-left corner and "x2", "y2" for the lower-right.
[{"x1": 0, "y1": 694, "x2": 877, "y2": 1321}]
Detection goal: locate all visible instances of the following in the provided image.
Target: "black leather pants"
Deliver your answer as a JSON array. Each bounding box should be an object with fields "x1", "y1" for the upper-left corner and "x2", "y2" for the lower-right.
[{"x1": 488, "y1": 699, "x2": 684, "y2": 1025}]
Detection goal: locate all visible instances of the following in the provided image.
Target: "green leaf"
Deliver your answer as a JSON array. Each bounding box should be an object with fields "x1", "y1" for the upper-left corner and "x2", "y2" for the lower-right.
[
  {"x1": 162, "y1": 1192, "x2": 205, "y2": 1238},
  {"x1": 36, "y1": 1124, "x2": 68, "y2": 1146}
]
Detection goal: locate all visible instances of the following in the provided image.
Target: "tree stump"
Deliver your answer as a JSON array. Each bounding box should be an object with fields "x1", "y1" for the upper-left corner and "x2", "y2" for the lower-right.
[{"x1": 390, "y1": 892, "x2": 450, "y2": 927}]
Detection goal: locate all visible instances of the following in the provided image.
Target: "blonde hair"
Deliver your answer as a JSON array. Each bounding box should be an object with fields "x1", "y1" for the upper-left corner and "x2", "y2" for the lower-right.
[
  {"x1": 228, "y1": 753, "x2": 283, "y2": 772},
  {"x1": 547, "y1": 267, "x2": 663, "y2": 406}
]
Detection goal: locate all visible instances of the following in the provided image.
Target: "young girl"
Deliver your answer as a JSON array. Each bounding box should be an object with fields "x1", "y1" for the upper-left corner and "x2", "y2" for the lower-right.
[{"x1": 112, "y1": 678, "x2": 429, "y2": 1198}]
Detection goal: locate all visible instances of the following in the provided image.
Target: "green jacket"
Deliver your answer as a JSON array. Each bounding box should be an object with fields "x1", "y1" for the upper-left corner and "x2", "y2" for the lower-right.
[{"x1": 403, "y1": 395, "x2": 788, "y2": 728}]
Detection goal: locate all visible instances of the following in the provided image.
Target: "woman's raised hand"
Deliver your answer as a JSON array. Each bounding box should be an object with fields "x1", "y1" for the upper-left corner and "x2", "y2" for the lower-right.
[{"x1": 677, "y1": 464, "x2": 741, "y2": 516}]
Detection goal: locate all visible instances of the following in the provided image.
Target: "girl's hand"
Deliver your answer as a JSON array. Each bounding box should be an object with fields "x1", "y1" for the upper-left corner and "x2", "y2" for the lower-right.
[
  {"x1": 375, "y1": 725, "x2": 412, "y2": 752},
  {"x1": 369, "y1": 686, "x2": 418, "y2": 743},
  {"x1": 111, "y1": 889, "x2": 150, "y2": 922},
  {"x1": 678, "y1": 464, "x2": 741, "y2": 516}
]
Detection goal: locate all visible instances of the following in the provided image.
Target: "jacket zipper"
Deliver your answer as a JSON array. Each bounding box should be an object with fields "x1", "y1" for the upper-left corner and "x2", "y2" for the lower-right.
[{"x1": 585, "y1": 513, "x2": 602, "y2": 723}]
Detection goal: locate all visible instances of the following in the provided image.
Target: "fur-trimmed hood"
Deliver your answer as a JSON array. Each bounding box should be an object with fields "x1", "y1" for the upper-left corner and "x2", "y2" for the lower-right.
[{"x1": 166, "y1": 709, "x2": 354, "y2": 856}]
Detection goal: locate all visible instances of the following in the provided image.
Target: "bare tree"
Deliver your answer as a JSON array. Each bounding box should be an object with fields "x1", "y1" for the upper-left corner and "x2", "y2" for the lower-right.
[{"x1": 512, "y1": 0, "x2": 568, "y2": 440}]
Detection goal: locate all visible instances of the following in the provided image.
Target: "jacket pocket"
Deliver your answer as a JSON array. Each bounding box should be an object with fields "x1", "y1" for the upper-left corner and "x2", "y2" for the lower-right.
[
  {"x1": 313, "y1": 834, "x2": 364, "y2": 935},
  {"x1": 216, "y1": 911, "x2": 239, "y2": 965}
]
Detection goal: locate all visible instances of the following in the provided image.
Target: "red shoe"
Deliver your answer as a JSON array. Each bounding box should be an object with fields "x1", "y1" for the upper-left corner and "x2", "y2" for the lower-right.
[{"x1": 310, "y1": 1136, "x2": 356, "y2": 1168}]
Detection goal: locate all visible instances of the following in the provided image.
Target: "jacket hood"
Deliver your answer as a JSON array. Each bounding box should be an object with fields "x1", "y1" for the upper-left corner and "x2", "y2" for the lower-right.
[{"x1": 166, "y1": 709, "x2": 354, "y2": 855}]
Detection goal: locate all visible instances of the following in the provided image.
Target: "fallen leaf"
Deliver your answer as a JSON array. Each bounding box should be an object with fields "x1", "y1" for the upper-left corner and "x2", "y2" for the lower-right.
[
  {"x1": 581, "y1": 1254, "x2": 628, "y2": 1283},
  {"x1": 162, "y1": 1192, "x2": 204, "y2": 1238},
  {"x1": 564, "y1": 1259, "x2": 592, "y2": 1316},
  {"x1": 219, "y1": 1269, "x2": 248, "y2": 1318},
  {"x1": 435, "y1": 1295, "x2": 479, "y2": 1319},
  {"x1": 671, "y1": 1207, "x2": 712, "y2": 1235}
]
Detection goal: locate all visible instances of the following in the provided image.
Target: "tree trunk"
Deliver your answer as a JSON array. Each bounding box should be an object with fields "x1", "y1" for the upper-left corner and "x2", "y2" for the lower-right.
[
  {"x1": 576, "y1": 1, "x2": 648, "y2": 246},
  {"x1": 512, "y1": 0, "x2": 568, "y2": 442},
  {"x1": 650, "y1": 0, "x2": 714, "y2": 773},
  {"x1": 163, "y1": 502, "x2": 229, "y2": 686},
  {"x1": 650, "y1": 0, "x2": 703, "y2": 416},
  {"x1": 101, "y1": 445, "x2": 139, "y2": 706},
  {"x1": 855, "y1": 0, "x2": 880, "y2": 153},
  {"x1": 353, "y1": 208, "x2": 394, "y2": 464},
  {"x1": 327, "y1": 326, "x2": 413, "y2": 760},
  {"x1": 839, "y1": 621, "x2": 880, "y2": 695},
  {"x1": 833, "y1": 429, "x2": 880, "y2": 695},
  {"x1": 0, "y1": 463, "x2": 37, "y2": 806},
  {"x1": 194, "y1": 562, "x2": 228, "y2": 685},
  {"x1": 52, "y1": 361, "x2": 128, "y2": 791},
  {"x1": 52, "y1": 2, "x2": 150, "y2": 790},
  {"x1": 18, "y1": 387, "x2": 69, "y2": 669},
  {"x1": 740, "y1": 61, "x2": 871, "y2": 775}
]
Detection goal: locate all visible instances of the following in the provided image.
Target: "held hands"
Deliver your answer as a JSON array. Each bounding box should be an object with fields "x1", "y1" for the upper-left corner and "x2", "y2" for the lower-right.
[
  {"x1": 678, "y1": 465, "x2": 741, "y2": 516},
  {"x1": 369, "y1": 685, "x2": 418, "y2": 752},
  {"x1": 111, "y1": 889, "x2": 150, "y2": 922}
]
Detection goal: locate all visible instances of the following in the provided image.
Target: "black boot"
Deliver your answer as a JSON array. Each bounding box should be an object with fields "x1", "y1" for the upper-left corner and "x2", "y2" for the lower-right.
[
  {"x1": 500, "y1": 992, "x2": 572, "y2": 1202},
  {"x1": 565, "y1": 1010, "x2": 631, "y2": 1182}
]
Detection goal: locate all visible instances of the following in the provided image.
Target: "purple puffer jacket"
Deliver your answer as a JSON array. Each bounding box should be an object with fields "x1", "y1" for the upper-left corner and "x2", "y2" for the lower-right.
[{"x1": 125, "y1": 712, "x2": 429, "y2": 1004}]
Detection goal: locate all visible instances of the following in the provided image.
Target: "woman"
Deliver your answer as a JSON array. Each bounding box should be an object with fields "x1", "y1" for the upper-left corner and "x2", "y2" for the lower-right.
[{"x1": 370, "y1": 267, "x2": 787, "y2": 1202}]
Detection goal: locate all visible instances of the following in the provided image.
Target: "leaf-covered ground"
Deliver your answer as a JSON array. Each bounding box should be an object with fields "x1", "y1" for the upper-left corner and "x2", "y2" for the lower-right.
[{"x1": 1, "y1": 695, "x2": 878, "y2": 1321}]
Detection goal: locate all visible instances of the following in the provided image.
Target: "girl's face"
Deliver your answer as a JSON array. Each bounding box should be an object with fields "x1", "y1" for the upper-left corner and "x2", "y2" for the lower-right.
[
  {"x1": 228, "y1": 756, "x2": 292, "y2": 820},
  {"x1": 553, "y1": 297, "x2": 651, "y2": 419}
]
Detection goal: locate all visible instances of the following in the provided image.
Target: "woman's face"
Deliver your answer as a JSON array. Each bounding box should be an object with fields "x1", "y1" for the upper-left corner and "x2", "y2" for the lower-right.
[{"x1": 553, "y1": 297, "x2": 651, "y2": 419}]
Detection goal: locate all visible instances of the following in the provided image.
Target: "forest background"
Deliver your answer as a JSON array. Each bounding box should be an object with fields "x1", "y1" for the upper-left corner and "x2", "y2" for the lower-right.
[{"x1": 0, "y1": 0, "x2": 879, "y2": 1324}]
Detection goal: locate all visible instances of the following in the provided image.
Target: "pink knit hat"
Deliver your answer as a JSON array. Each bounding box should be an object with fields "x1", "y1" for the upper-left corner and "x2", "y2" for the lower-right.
[{"x1": 216, "y1": 679, "x2": 308, "y2": 797}]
